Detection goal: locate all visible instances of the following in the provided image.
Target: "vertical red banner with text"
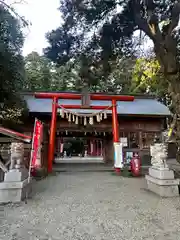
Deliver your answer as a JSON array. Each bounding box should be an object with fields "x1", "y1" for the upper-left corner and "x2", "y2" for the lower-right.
[{"x1": 31, "y1": 119, "x2": 43, "y2": 170}]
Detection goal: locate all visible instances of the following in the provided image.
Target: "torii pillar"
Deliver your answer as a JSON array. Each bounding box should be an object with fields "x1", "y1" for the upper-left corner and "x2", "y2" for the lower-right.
[
  {"x1": 112, "y1": 99, "x2": 121, "y2": 173},
  {"x1": 34, "y1": 92, "x2": 134, "y2": 173}
]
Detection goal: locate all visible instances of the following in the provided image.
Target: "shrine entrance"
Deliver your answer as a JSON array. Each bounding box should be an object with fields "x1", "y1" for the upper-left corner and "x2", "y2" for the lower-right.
[
  {"x1": 54, "y1": 126, "x2": 109, "y2": 164},
  {"x1": 34, "y1": 92, "x2": 134, "y2": 173},
  {"x1": 54, "y1": 135, "x2": 104, "y2": 163},
  {"x1": 55, "y1": 136, "x2": 104, "y2": 158}
]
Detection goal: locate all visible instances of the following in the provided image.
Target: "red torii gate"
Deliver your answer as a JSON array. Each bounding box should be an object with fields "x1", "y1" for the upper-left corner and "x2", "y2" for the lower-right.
[{"x1": 34, "y1": 92, "x2": 134, "y2": 173}]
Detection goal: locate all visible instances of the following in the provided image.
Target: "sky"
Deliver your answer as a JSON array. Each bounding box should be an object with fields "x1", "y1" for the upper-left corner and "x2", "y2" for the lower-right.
[{"x1": 6, "y1": 0, "x2": 62, "y2": 56}]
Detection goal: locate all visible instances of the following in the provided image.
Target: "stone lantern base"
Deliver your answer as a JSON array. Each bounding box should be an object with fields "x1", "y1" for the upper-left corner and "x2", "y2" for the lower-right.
[
  {"x1": 0, "y1": 169, "x2": 32, "y2": 203},
  {"x1": 145, "y1": 167, "x2": 180, "y2": 197}
]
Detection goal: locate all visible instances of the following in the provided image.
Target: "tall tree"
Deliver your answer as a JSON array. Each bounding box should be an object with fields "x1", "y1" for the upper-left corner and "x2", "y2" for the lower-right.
[
  {"x1": 24, "y1": 52, "x2": 52, "y2": 91},
  {"x1": 24, "y1": 52, "x2": 81, "y2": 92},
  {"x1": 44, "y1": 0, "x2": 180, "y2": 93},
  {"x1": 132, "y1": 58, "x2": 161, "y2": 94},
  {"x1": 44, "y1": 0, "x2": 180, "y2": 160},
  {"x1": 132, "y1": 57, "x2": 171, "y2": 106},
  {"x1": 0, "y1": 3, "x2": 27, "y2": 123},
  {"x1": 25, "y1": 51, "x2": 136, "y2": 93},
  {"x1": 51, "y1": 62, "x2": 82, "y2": 91}
]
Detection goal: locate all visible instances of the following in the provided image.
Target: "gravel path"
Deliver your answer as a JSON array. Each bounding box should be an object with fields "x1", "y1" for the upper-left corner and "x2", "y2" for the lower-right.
[{"x1": 1, "y1": 172, "x2": 180, "y2": 240}]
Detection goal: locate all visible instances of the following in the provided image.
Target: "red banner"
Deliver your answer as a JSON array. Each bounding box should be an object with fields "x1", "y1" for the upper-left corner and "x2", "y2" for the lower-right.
[{"x1": 31, "y1": 119, "x2": 43, "y2": 171}]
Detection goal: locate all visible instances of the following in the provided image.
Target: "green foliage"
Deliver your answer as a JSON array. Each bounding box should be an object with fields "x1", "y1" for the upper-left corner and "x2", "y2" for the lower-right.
[
  {"x1": 24, "y1": 52, "x2": 52, "y2": 91},
  {"x1": 44, "y1": 0, "x2": 136, "y2": 85},
  {"x1": 24, "y1": 52, "x2": 138, "y2": 94},
  {"x1": 132, "y1": 58, "x2": 160, "y2": 93},
  {"x1": 131, "y1": 57, "x2": 169, "y2": 102},
  {"x1": 0, "y1": 4, "x2": 27, "y2": 123},
  {"x1": 44, "y1": 0, "x2": 180, "y2": 81},
  {"x1": 51, "y1": 62, "x2": 81, "y2": 91},
  {"x1": 107, "y1": 57, "x2": 136, "y2": 94},
  {"x1": 24, "y1": 52, "x2": 81, "y2": 92},
  {"x1": 131, "y1": 57, "x2": 171, "y2": 108},
  {"x1": 88, "y1": 57, "x2": 136, "y2": 93}
]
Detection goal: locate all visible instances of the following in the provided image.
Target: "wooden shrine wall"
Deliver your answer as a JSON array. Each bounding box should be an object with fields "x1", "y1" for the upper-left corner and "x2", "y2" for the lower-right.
[
  {"x1": 0, "y1": 115, "x2": 164, "y2": 171},
  {"x1": 54, "y1": 117, "x2": 163, "y2": 133}
]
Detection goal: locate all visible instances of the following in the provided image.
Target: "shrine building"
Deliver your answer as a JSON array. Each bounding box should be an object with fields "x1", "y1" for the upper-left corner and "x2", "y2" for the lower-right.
[{"x1": 20, "y1": 92, "x2": 171, "y2": 170}]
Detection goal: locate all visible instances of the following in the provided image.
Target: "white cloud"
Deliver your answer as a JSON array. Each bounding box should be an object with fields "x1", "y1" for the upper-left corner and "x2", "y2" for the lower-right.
[{"x1": 6, "y1": 0, "x2": 62, "y2": 55}]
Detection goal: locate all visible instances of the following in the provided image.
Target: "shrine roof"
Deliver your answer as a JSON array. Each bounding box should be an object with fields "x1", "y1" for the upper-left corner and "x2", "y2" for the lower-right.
[{"x1": 23, "y1": 93, "x2": 171, "y2": 117}]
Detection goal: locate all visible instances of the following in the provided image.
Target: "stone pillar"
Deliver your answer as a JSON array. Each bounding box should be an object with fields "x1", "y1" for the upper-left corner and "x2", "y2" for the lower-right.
[
  {"x1": 145, "y1": 143, "x2": 179, "y2": 197},
  {"x1": 0, "y1": 142, "x2": 32, "y2": 203}
]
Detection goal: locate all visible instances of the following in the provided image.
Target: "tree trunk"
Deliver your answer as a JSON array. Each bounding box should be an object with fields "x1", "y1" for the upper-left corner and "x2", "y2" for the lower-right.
[
  {"x1": 81, "y1": 82, "x2": 90, "y2": 108},
  {"x1": 167, "y1": 73, "x2": 180, "y2": 163}
]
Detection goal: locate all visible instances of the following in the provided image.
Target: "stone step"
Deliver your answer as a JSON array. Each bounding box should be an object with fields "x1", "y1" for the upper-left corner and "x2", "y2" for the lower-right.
[
  {"x1": 53, "y1": 162, "x2": 113, "y2": 172},
  {"x1": 54, "y1": 157, "x2": 104, "y2": 164},
  {"x1": 53, "y1": 163, "x2": 150, "y2": 174}
]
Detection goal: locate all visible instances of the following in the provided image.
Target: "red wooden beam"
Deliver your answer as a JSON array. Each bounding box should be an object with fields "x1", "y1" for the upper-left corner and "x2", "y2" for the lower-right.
[
  {"x1": 57, "y1": 104, "x2": 112, "y2": 110},
  {"x1": 0, "y1": 127, "x2": 32, "y2": 143},
  {"x1": 90, "y1": 94, "x2": 134, "y2": 101},
  {"x1": 35, "y1": 92, "x2": 134, "y2": 101},
  {"x1": 35, "y1": 92, "x2": 81, "y2": 99}
]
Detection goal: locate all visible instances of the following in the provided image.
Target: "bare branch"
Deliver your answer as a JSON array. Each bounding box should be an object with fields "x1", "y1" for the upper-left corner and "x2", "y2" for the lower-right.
[
  {"x1": 0, "y1": 0, "x2": 29, "y2": 26},
  {"x1": 148, "y1": 14, "x2": 161, "y2": 34},
  {"x1": 132, "y1": 1, "x2": 156, "y2": 41},
  {"x1": 9, "y1": 0, "x2": 28, "y2": 7}
]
